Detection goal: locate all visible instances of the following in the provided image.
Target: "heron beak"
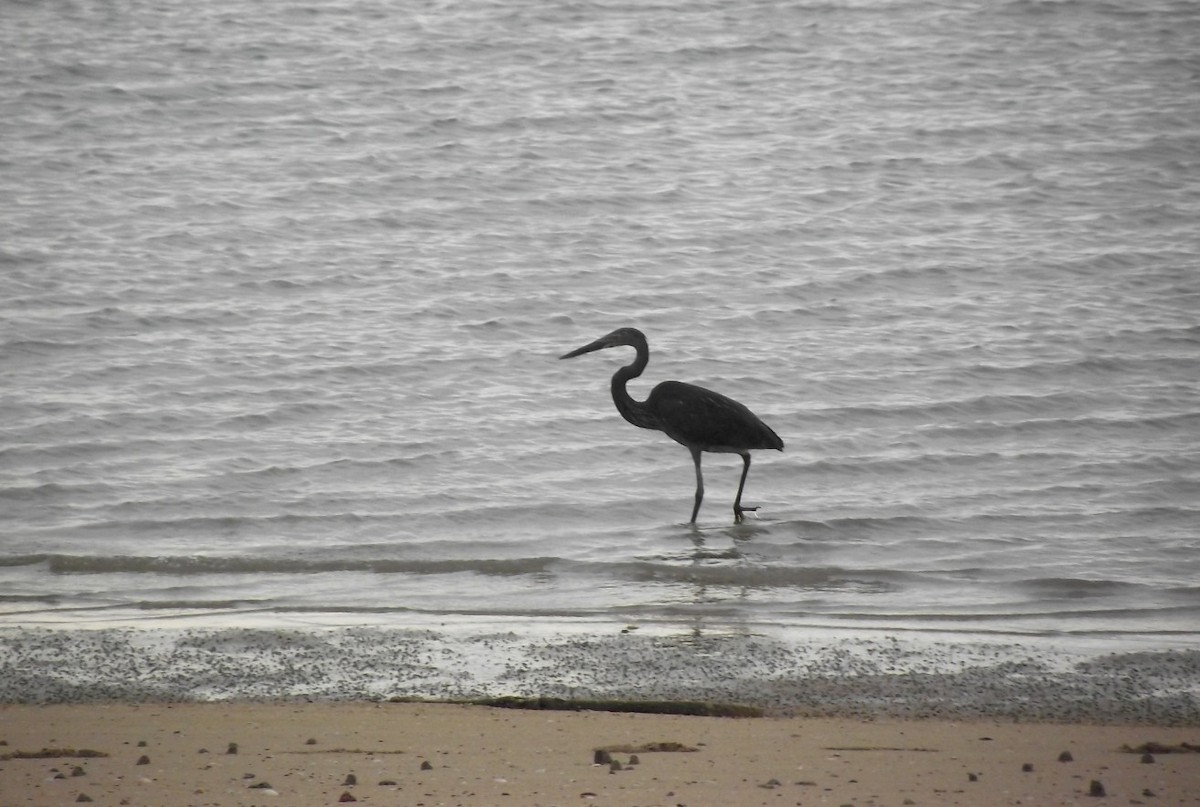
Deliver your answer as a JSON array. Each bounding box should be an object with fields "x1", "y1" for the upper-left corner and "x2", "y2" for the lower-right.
[{"x1": 559, "y1": 335, "x2": 611, "y2": 360}]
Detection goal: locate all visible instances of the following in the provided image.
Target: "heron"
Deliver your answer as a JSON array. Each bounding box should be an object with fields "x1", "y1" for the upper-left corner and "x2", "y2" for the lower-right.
[{"x1": 559, "y1": 327, "x2": 783, "y2": 524}]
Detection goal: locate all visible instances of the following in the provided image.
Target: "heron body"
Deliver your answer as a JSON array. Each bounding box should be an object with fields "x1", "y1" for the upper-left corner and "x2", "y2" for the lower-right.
[{"x1": 559, "y1": 327, "x2": 783, "y2": 523}]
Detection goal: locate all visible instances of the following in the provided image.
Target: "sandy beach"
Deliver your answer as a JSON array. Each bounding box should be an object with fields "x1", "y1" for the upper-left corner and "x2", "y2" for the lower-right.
[{"x1": 2, "y1": 701, "x2": 1197, "y2": 807}]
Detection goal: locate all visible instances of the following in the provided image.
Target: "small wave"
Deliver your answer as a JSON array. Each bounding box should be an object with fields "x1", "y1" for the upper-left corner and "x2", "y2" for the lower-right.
[
  {"x1": 798, "y1": 452, "x2": 1008, "y2": 476},
  {"x1": 223, "y1": 455, "x2": 424, "y2": 480},
  {"x1": 802, "y1": 391, "x2": 1078, "y2": 427},
  {"x1": 0, "y1": 593, "x2": 62, "y2": 604},
  {"x1": 666, "y1": 42, "x2": 787, "y2": 63},
  {"x1": 44, "y1": 554, "x2": 564, "y2": 577},
  {"x1": 36, "y1": 552, "x2": 922, "y2": 593},
  {"x1": 2, "y1": 338, "x2": 87, "y2": 355},
  {"x1": 778, "y1": 514, "x2": 942, "y2": 533},
  {"x1": 0, "y1": 481, "x2": 119, "y2": 503},
  {"x1": 216, "y1": 404, "x2": 340, "y2": 430},
  {"x1": 1017, "y1": 577, "x2": 1143, "y2": 597},
  {"x1": 0, "y1": 554, "x2": 55, "y2": 569},
  {"x1": 589, "y1": 560, "x2": 918, "y2": 591},
  {"x1": 914, "y1": 410, "x2": 1200, "y2": 441},
  {"x1": 74, "y1": 510, "x2": 416, "y2": 536},
  {"x1": 804, "y1": 605, "x2": 1200, "y2": 633}
]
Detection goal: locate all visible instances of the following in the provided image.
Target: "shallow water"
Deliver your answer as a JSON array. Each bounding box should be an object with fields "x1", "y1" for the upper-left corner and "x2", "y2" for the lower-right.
[{"x1": 2, "y1": 0, "x2": 1199, "y2": 656}]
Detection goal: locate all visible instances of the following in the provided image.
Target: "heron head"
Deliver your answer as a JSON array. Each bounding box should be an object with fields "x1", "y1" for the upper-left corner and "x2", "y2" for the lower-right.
[{"x1": 559, "y1": 327, "x2": 646, "y2": 360}]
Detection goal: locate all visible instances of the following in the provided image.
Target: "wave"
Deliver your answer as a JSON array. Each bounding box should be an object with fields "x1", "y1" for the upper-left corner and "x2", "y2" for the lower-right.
[
  {"x1": 599, "y1": 560, "x2": 919, "y2": 590},
  {"x1": 71, "y1": 511, "x2": 410, "y2": 535},
  {"x1": 2, "y1": 338, "x2": 89, "y2": 355},
  {"x1": 1016, "y1": 576, "x2": 1145, "y2": 596},
  {"x1": 803, "y1": 390, "x2": 1198, "y2": 429},
  {"x1": 14, "y1": 551, "x2": 923, "y2": 590},
  {"x1": 36, "y1": 554, "x2": 564, "y2": 577},
  {"x1": 7, "y1": 592, "x2": 1196, "y2": 635},
  {"x1": 777, "y1": 514, "x2": 943, "y2": 533},
  {"x1": 0, "y1": 481, "x2": 123, "y2": 503}
]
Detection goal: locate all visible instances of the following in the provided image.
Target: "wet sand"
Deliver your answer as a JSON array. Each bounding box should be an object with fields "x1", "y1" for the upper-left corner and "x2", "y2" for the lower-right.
[
  {"x1": 2, "y1": 701, "x2": 1198, "y2": 807},
  {"x1": 4, "y1": 627, "x2": 1199, "y2": 724}
]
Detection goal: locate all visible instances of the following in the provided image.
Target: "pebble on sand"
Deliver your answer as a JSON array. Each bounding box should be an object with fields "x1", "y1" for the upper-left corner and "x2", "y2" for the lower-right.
[
  {"x1": 1058, "y1": 750, "x2": 1073, "y2": 762},
  {"x1": 1089, "y1": 779, "x2": 1106, "y2": 797},
  {"x1": 338, "y1": 791, "x2": 357, "y2": 802}
]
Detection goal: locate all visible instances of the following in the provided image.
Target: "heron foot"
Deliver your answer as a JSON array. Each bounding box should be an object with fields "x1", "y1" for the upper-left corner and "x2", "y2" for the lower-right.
[{"x1": 733, "y1": 505, "x2": 759, "y2": 524}]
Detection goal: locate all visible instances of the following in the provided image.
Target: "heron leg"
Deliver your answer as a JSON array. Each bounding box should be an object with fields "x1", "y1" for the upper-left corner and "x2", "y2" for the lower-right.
[
  {"x1": 733, "y1": 452, "x2": 757, "y2": 523},
  {"x1": 689, "y1": 446, "x2": 704, "y2": 524}
]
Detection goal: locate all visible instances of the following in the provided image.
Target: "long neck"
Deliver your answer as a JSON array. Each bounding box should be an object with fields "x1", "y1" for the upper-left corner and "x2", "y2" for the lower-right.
[{"x1": 611, "y1": 340, "x2": 660, "y2": 431}]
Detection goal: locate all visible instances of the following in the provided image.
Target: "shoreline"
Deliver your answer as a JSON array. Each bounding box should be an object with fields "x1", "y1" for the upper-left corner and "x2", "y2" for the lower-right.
[
  {"x1": 3, "y1": 625, "x2": 1198, "y2": 725},
  {"x1": 2, "y1": 701, "x2": 1198, "y2": 807}
]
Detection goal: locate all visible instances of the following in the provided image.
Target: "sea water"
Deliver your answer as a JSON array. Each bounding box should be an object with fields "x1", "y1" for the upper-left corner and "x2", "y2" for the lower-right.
[{"x1": 2, "y1": 0, "x2": 1199, "y2": 661}]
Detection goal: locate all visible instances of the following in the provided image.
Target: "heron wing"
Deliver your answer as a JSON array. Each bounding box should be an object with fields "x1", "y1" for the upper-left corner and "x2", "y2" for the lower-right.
[{"x1": 647, "y1": 380, "x2": 783, "y2": 452}]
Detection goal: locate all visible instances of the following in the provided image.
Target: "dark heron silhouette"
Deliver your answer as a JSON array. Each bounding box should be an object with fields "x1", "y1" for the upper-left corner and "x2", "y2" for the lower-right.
[{"x1": 560, "y1": 327, "x2": 783, "y2": 524}]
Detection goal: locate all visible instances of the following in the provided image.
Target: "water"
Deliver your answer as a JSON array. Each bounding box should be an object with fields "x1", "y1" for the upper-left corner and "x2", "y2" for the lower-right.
[{"x1": 3, "y1": 0, "x2": 1199, "y2": 657}]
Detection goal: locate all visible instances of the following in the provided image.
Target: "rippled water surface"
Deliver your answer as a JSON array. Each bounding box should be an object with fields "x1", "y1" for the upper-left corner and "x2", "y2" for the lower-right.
[{"x1": 3, "y1": 0, "x2": 1199, "y2": 651}]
